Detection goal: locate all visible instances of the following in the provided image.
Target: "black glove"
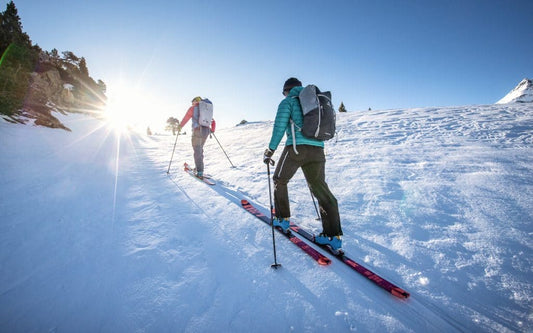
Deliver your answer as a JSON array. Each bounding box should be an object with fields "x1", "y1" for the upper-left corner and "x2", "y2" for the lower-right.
[{"x1": 263, "y1": 148, "x2": 275, "y2": 165}]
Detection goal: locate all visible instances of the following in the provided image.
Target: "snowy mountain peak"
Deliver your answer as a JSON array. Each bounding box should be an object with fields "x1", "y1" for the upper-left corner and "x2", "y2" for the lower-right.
[{"x1": 496, "y1": 78, "x2": 533, "y2": 104}]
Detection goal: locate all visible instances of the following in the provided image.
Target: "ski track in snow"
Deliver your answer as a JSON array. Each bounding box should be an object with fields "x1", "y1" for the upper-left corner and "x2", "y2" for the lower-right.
[{"x1": 1, "y1": 103, "x2": 532, "y2": 332}]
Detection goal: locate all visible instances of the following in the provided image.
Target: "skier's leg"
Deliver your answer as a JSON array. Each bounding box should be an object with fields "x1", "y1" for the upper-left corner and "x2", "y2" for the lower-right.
[
  {"x1": 302, "y1": 150, "x2": 342, "y2": 236},
  {"x1": 272, "y1": 146, "x2": 301, "y2": 218}
]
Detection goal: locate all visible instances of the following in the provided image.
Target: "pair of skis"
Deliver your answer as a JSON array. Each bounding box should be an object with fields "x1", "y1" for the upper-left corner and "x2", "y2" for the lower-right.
[
  {"x1": 241, "y1": 199, "x2": 410, "y2": 299},
  {"x1": 181, "y1": 165, "x2": 409, "y2": 299},
  {"x1": 184, "y1": 162, "x2": 215, "y2": 185}
]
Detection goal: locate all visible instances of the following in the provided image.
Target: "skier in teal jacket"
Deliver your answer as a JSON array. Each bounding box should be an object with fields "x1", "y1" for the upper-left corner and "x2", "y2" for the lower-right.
[
  {"x1": 263, "y1": 78, "x2": 343, "y2": 253},
  {"x1": 267, "y1": 86, "x2": 323, "y2": 152}
]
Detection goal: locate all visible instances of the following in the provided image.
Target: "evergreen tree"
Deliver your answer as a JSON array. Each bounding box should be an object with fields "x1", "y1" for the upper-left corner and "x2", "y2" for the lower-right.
[
  {"x1": 338, "y1": 102, "x2": 347, "y2": 113},
  {"x1": 79, "y1": 57, "x2": 89, "y2": 76},
  {"x1": 0, "y1": 42, "x2": 33, "y2": 116},
  {"x1": 0, "y1": 1, "x2": 38, "y2": 118},
  {"x1": 97, "y1": 79, "x2": 107, "y2": 94},
  {"x1": 0, "y1": 1, "x2": 22, "y2": 52},
  {"x1": 0, "y1": 1, "x2": 31, "y2": 53},
  {"x1": 62, "y1": 50, "x2": 79, "y2": 65}
]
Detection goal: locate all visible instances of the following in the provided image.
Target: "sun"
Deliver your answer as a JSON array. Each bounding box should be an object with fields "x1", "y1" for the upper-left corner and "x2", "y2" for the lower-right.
[{"x1": 103, "y1": 84, "x2": 158, "y2": 133}]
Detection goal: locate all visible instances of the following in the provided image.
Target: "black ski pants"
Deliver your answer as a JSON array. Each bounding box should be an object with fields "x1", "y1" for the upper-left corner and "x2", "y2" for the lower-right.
[{"x1": 273, "y1": 145, "x2": 342, "y2": 237}]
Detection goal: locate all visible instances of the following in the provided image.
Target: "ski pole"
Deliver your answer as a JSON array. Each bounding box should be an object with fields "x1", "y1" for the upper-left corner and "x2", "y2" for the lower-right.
[
  {"x1": 210, "y1": 130, "x2": 235, "y2": 168},
  {"x1": 266, "y1": 162, "x2": 281, "y2": 269},
  {"x1": 166, "y1": 131, "x2": 180, "y2": 174},
  {"x1": 307, "y1": 183, "x2": 321, "y2": 221}
]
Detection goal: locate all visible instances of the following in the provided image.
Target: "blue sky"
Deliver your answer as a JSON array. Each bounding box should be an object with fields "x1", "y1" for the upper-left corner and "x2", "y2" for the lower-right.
[{"x1": 11, "y1": 0, "x2": 533, "y2": 129}]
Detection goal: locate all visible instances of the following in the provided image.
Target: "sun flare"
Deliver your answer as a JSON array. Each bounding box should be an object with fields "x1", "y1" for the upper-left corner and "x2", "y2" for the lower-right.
[{"x1": 103, "y1": 84, "x2": 160, "y2": 133}]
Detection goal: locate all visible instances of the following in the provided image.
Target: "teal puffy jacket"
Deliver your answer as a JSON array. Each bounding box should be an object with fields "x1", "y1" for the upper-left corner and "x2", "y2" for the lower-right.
[{"x1": 268, "y1": 86, "x2": 324, "y2": 152}]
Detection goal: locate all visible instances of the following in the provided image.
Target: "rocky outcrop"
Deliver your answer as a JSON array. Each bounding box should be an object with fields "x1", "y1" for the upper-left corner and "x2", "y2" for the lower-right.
[
  {"x1": 21, "y1": 69, "x2": 74, "y2": 130},
  {"x1": 19, "y1": 60, "x2": 106, "y2": 131}
]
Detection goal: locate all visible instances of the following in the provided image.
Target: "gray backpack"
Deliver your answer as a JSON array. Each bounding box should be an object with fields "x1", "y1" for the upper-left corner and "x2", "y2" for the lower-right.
[{"x1": 293, "y1": 85, "x2": 336, "y2": 141}]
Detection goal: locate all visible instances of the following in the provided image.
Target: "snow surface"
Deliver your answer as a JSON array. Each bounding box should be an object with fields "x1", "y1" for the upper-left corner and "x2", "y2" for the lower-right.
[{"x1": 1, "y1": 104, "x2": 532, "y2": 332}]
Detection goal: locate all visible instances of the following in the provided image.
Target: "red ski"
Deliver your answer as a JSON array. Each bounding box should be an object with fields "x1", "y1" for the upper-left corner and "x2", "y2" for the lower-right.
[{"x1": 289, "y1": 223, "x2": 410, "y2": 299}]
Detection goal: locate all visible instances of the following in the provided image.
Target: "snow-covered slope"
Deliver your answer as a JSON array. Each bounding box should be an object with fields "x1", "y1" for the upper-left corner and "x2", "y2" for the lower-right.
[
  {"x1": 497, "y1": 78, "x2": 533, "y2": 104},
  {"x1": 1, "y1": 103, "x2": 532, "y2": 332}
]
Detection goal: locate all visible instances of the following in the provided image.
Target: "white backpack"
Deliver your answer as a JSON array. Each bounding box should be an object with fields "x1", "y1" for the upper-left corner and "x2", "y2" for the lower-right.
[{"x1": 197, "y1": 99, "x2": 213, "y2": 128}]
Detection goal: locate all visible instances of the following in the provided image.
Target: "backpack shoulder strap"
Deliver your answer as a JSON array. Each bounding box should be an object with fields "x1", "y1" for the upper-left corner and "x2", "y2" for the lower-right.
[{"x1": 289, "y1": 95, "x2": 301, "y2": 154}]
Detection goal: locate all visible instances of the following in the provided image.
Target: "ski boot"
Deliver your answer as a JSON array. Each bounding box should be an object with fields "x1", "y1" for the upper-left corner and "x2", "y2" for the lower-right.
[
  {"x1": 272, "y1": 217, "x2": 290, "y2": 233},
  {"x1": 315, "y1": 233, "x2": 343, "y2": 255}
]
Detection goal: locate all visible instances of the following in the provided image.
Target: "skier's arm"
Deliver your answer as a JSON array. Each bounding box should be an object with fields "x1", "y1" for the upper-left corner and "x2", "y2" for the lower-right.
[
  {"x1": 179, "y1": 104, "x2": 195, "y2": 128},
  {"x1": 268, "y1": 99, "x2": 290, "y2": 151}
]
